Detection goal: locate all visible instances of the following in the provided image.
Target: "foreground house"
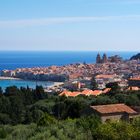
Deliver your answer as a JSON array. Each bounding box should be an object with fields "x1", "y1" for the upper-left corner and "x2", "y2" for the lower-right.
[{"x1": 88, "y1": 104, "x2": 139, "y2": 122}]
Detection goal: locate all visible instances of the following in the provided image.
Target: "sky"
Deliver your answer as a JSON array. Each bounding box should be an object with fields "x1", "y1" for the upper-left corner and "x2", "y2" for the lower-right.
[{"x1": 0, "y1": 0, "x2": 140, "y2": 51}]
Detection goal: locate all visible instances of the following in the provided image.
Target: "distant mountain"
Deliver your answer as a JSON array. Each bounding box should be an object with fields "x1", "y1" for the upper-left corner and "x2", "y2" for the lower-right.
[{"x1": 130, "y1": 53, "x2": 140, "y2": 60}]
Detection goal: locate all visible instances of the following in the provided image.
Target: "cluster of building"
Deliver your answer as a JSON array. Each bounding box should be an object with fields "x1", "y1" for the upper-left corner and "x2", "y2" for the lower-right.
[
  {"x1": 95, "y1": 74, "x2": 122, "y2": 89},
  {"x1": 1, "y1": 53, "x2": 140, "y2": 92}
]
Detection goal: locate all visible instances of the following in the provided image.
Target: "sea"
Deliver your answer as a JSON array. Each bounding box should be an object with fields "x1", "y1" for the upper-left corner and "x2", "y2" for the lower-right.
[
  {"x1": 0, "y1": 51, "x2": 137, "y2": 70},
  {"x1": 0, "y1": 79, "x2": 52, "y2": 91},
  {"x1": 0, "y1": 51, "x2": 137, "y2": 90}
]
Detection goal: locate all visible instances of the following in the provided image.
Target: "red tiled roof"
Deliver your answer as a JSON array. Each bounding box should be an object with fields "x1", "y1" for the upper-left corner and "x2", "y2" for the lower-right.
[
  {"x1": 60, "y1": 89, "x2": 103, "y2": 97},
  {"x1": 91, "y1": 104, "x2": 137, "y2": 114},
  {"x1": 59, "y1": 90, "x2": 72, "y2": 96},
  {"x1": 69, "y1": 92, "x2": 81, "y2": 97},
  {"x1": 82, "y1": 89, "x2": 94, "y2": 95},
  {"x1": 129, "y1": 78, "x2": 140, "y2": 81},
  {"x1": 128, "y1": 87, "x2": 139, "y2": 91},
  {"x1": 82, "y1": 89, "x2": 102, "y2": 96},
  {"x1": 96, "y1": 74, "x2": 115, "y2": 79},
  {"x1": 90, "y1": 90, "x2": 102, "y2": 96},
  {"x1": 102, "y1": 88, "x2": 111, "y2": 94},
  {"x1": 59, "y1": 90, "x2": 80, "y2": 97}
]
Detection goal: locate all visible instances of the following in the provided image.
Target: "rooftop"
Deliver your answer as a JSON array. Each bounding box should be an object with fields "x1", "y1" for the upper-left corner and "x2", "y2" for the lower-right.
[
  {"x1": 91, "y1": 104, "x2": 137, "y2": 114},
  {"x1": 129, "y1": 78, "x2": 140, "y2": 81},
  {"x1": 96, "y1": 74, "x2": 115, "y2": 79}
]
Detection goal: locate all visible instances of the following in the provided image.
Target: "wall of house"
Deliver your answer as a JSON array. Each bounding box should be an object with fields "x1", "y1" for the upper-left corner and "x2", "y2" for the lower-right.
[{"x1": 101, "y1": 114, "x2": 125, "y2": 122}]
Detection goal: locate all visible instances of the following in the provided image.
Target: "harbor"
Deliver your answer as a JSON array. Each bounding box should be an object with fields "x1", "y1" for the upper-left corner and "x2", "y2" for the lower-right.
[{"x1": 0, "y1": 78, "x2": 54, "y2": 90}]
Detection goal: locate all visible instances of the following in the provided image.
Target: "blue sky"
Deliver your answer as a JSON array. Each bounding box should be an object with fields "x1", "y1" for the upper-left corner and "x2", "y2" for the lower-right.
[{"x1": 0, "y1": 0, "x2": 140, "y2": 51}]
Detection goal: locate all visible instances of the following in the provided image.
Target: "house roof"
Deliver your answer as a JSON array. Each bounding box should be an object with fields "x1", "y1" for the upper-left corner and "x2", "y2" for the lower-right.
[
  {"x1": 59, "y1": 90, "x2": 81, "y2": 97},
  {"x1": 59, "y1": 90, "x2": 72, "y2": 96},
  {"x1": 102, "y1": 88, "x2": 111, "y2": 94},
  {"x1": 82, "y1": 89, "x2": 94, "y2": 95},
  {"x1": 69, "y1": 92, "x2": 81, "y2": 97},
  {"x1": 95, "y1": 74, "x2": 115, "y2": 79},
  {"x1": 91, "y1": 104, "x2": 137, "y2": 114},
  {"x1": 90, "y1": 90, "x2": 102, "y2": 96},
  {"x1": 82, "y1": 89, "x2": 102, "y2": 96},
  {"x1": 128, "y1": 86, "x2": 140, "y2": 91},
  {"x1": 60, "y1": 88, "x2": 108, "y2": 97},
  {"x1": 129, "y1": 78, "x2": 140, "y2": 81}
]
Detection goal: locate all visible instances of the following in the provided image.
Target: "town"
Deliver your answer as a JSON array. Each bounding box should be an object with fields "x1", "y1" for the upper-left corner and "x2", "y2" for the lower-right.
[{"x1": 1, "y1": 53, "x2": 140, "y2": 95}]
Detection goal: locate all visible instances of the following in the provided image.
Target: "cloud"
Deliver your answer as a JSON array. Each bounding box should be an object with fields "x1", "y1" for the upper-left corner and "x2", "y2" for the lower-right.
[{"x1": 0, "y1": 15, "x2": 140, "y2": 28}]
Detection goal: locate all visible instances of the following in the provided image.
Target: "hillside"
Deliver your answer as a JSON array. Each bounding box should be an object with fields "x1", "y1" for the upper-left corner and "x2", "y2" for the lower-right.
[{"x1": 130, "y1": 53, "x2": 140, "y2": 60}]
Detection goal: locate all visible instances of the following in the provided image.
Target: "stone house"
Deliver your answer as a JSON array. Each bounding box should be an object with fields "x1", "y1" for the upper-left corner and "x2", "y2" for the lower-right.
[{"x1": 88, "y1": 104, "x2": 139, "y2": 122}]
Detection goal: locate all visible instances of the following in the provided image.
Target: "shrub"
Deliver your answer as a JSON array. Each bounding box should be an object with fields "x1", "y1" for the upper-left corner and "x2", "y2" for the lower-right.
[{"x1": 0, "y1": 128, "x2": 7, "y2": 139}]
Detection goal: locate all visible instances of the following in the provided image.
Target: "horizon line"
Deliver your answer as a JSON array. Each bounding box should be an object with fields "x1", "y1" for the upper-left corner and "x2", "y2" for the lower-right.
[{"x1": 0, "y1": 50, "x2": 138, "y2": 52}]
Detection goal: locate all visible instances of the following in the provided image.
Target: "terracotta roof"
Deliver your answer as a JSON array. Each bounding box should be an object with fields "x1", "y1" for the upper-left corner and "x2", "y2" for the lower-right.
[
  {"x1": 90, "y1": 90, "x2": 102, "y2": 96},
  {"x1": 129, "y1": 78, "x2": 140, "y2": 81},
  {"x1": 59, "y1": 90, "x2": 80, "y2": 97},
  {"x1": 96, "y1": 74, "x2": 115, "y2": 79},
  {"x1": 70, "y1": 92, "x2": 81, "y2": 97},
  {"x1": 82, "y1": 89, "x2": 102, "y2": 96},
  {"x1": 102, "y1": 88, "x2": 111, "y2": 94},
  {"x1": 91, "y1": 104, "x2": 137, "y2": 114},
  {"x1": 82, "y1": 89, "x2": 94, "y2": 95},
  {"x1": 128, "y1": 87, "x2": 140, "y2": 91},
  {"x1": 59, "y1": 90, "x2": 72, "y2": 97},
  {"x1": 60, "y1": 89, "x2": 103, "y2": 97}
]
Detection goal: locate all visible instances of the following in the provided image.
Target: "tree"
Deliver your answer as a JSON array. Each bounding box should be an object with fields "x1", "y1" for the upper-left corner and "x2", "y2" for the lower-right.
[
  {"x1": 0, "y1": 87, "x2": 3, "y2": 95},
  {"x1": 37, "y1": 113, "x2": 56, "y2": 126},
  {"x1": 94, "y1": 122, "x2": 119, "y2": 140},
  {"x1": 76, "y1": 115, "x2": 101, "y2": 140},
  {"x1": 90, "y1": 76, "x2": 98, "y2": 90},
  {"x1": 53, "y1": 101, "x2": 66, "y2": 119},
  {"x1": 64, "y1": 98, "x2": 88, "y2": 119},
  {"x1": 0, "y1": 128, "x2": 7, "y2": 139},
  {"x1": 34, "y1": 86, "x2": 45, "y2": 100},
  {"x1": 9, "y1": 96, "x2": 24, "y2": 124},
  {"x1": 5, "y1": 86, "x2": 19, "y2": 96},
  {"x1": 106, "y1": 82, "x2": 121, "y2": 95}
]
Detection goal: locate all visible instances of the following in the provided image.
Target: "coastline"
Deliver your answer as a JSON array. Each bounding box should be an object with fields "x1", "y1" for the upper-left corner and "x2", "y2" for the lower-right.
[
  {"x1": 0, "y1": 76, "x2": 63, "y2": 90},
  {"x1": 47, "y1": 82, "x2": 64, "y2": 88},
  {"x1": 0, "y1": 76, "x2": 21, "y2": 80}
]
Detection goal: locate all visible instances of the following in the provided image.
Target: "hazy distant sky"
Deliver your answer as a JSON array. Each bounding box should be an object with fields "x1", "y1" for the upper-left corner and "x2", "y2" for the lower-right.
[{"x1": 0, "y1": 0, "x2": 140, "y2": 51}]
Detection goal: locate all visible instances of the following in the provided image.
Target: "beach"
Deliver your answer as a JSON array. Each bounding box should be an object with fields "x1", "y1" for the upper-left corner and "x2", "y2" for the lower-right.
[{"x1": 0, "y1": 76, "x2": 21, "y2": 80}]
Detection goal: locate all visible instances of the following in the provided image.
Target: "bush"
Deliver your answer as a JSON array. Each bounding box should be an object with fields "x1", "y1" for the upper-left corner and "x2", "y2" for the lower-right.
[
  {"x1": 0, "y1": 128, "x2": 7, "y2": 139},
  {"x1": 37, "y1": 113, "x2": 56, "y2": 126}
]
